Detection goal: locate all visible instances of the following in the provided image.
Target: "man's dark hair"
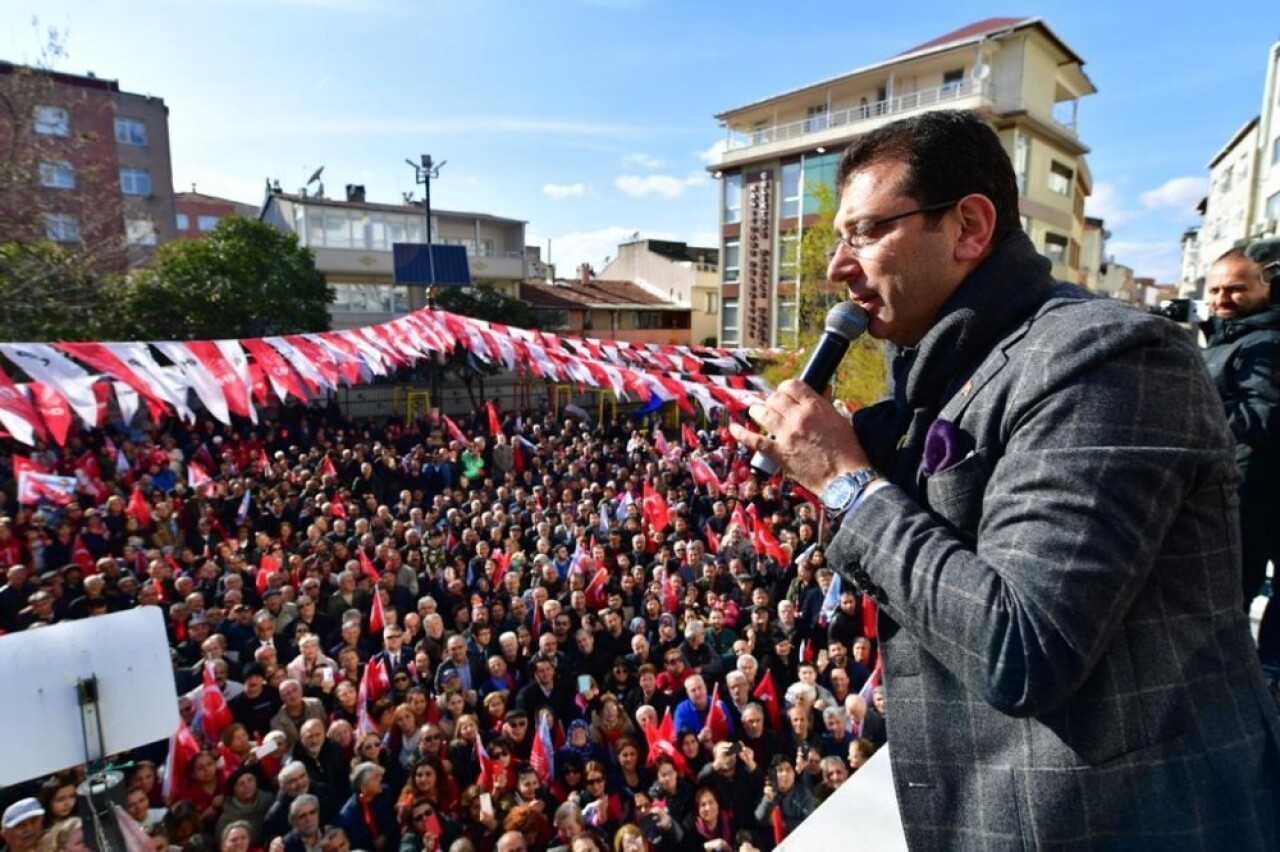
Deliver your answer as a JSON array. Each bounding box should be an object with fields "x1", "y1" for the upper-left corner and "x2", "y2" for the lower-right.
[{"x1": 835, "y1": 109, "x2": 1021, "y2": 245}]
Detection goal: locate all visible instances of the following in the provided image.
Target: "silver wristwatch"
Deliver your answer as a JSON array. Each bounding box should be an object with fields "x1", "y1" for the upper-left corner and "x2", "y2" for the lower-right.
[{"x1": 820, "y1": 468, "x2": 881, "y2": 518}]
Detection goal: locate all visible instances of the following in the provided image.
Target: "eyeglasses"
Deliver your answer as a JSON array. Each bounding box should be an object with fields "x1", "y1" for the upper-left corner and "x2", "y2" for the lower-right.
[
  {"x1": 586, "y1": 776, "x2": 605, "y2": 785},
  {"x1": 825, "y1": 199, "x2": 960, "y2": 261},
  {"x1": 665, "y1": 658, "x2": 681, "y2": 665},
  {"x1": 422, "y1": 733, "x2": 442, "y2": 741}
]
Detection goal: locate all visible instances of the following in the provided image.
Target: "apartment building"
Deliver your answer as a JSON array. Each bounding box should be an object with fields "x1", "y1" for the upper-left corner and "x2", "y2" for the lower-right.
[
  {"x1": 0, "y1": 61, "x2": 176, "y2": 268},
  {"x1": 259, "y1": 183, "x2": 528, "y2": 329},
  {"x1": 596, "y1": 238, "x2": 720, "y2": 345},
  {"x1": 1181, "y1": 40, "x2": 1280, "y2": 296},
  {"x1": 706, "y1": 17, "x2": 1096, "y2": 347},
  {"x1": 522, "y1": 264, "x2": 692, "y2": 346},
  {"x1": 173, "y1": 189, "x2": 257, "y2": 239}
]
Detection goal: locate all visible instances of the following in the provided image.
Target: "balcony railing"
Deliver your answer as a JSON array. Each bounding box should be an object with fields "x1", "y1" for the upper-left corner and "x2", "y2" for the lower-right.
[{"x1": 724, "y1": 78, "x2": 992, "y2": 154}]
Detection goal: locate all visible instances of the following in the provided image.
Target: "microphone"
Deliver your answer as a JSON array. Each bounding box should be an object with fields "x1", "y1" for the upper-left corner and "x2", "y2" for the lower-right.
[{"x1": 750, "y1": 302, "x2": 868, "y2": 478}]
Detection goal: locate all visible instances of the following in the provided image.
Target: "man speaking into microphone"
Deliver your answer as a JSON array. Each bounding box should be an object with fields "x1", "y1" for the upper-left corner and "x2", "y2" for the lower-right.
[{"x1": 731, "y1": 110, "x2": 1280, "y2": 850}]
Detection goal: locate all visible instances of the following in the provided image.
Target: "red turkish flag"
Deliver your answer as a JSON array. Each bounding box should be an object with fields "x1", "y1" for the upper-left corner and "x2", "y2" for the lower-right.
[
  {"x1": 642, "y1": 481, "x2": 670, "y2": 533},
  {"x1": 584, "y1": 566, "x2": 609, "y2": 610},
  {"x1": 701, "y1": 683, "x2": 731, "y2": 744},
  {"x1": 128, "y1": 486, "x2": 152, "y2": 529},
  {"x1": 0, "y1": 370, "x2": 44, "y2": 445},
  {"x1": 320, "y1": 455, "x2": 338, "y2": 479},
  {"x1": 704, "y1": 524, "x2": 719, "y2": 555},
  {"x1": 161, "y1": 716, "x2": 202, "y2": 800},
  {"x1": 72, "y1": 535, "x2": 95, "y2": 574},
  {"x1": 752, "y1": 669, "x2": 781, "y2": 730},
  {"x1": 682, "y1": 422, "x2": 699, "y2": 450},
  {"x1": 256, "y1": 553, "x2": 280, "y2": 594},
  {"x1": 486, "y1": 401, "x2": 502, "y2": 435},
  {"x1": 690, "y1": 457, "x2": 720, "y2": 493},
  {"x1": 357, "y1": 548, "x2": 381, "y2": 584},
  {"x1": 443, "y1": 415, "x2": 469, "y2": 446},
  {"x1": 772, "y1": 803, "x2": 788, "y2": 845},
  {"x1": 369, "y1": 589, "x2": 386, "y2": 635},
  {"x1": 200, "y1": 662, "x2": 233, "y2": 742}
]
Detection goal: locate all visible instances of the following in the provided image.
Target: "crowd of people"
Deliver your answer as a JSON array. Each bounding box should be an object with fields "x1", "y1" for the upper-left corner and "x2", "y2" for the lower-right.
[{"x1": 0, "y1": 396, "x2": 885, "y2": 852}]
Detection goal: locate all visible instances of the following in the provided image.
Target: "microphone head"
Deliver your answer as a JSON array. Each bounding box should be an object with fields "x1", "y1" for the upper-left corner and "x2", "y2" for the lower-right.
[{"x1": 824, "y1": 302, "x2": 869, "y2": 342}]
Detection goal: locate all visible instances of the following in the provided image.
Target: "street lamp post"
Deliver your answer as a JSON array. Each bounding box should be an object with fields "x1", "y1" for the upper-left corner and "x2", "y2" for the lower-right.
[{"x1": 405, "y1": 154, "x2": 446, "y2": 308}]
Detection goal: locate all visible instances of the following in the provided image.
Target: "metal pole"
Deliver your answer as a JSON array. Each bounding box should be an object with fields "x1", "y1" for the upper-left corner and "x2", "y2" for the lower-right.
[{"x1": 424, "y1": 167, "x2": 435, "y2": 308}]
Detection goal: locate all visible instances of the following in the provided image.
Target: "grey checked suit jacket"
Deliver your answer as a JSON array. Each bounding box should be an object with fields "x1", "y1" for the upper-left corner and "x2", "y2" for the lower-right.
[{"x1": 827, "y1": 234, "x2": 1280, "y2": 850}]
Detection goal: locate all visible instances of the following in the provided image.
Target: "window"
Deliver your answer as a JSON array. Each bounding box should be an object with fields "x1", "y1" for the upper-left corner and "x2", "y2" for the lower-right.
[
  {"x1": 1266, "y1": 191, "x2": 1280, "y2": 222},
  {"x1": 778, "y1": 231, "x2": 799, "y2": 282},
  {"x1": 114, "y1": 118, "x2": 148, "y2": 146},
  {"x1": 1272, "y1": 136, "x2": 1280, "y2": 165},
  {"x1": 126, "y1": 218, "x2": 157, "y2": 246},
  {"x1": 534, "y1": 309, "x2": 571, "y2": 330},
  {"x1": 780, "y1": 161, "x2": 801, "y2": 219},
  {"x1": 942, "y1": 69, "x2": 964, "y2": 94},
  {"x1": 776, "y1": 301, "x2": 798, "y2": 344},
  {"x1": 721, "y1": 299, "x2": 739, "y2": 344},
  {"x1": 176, "y1": 213, "x2": 190, "y2": 231},
  {"x1": 45, "y1": 213, "x2": 79, "y2": 242},
  {"x1": 704, "y1": 292, "x2": 719, "y2": 314},
  {"x1": 197, "y1": 215, "x2": 220, "y2": 232},
  {"x1": 751, "y1": 120, "x2": 770, "y2": 145},
  {"x1": 804, "y1": 103, "x2": 829, "y2": 133},
  {"x1": 801, "y1": 151, "x2": 839, "y2": 216},
  {"x1": 120, "y1": 168, "x2": 152, "y2": 196},
  {"x1": 1044, "y1": 233, "x2": 1069, "y2": 265},
  {"x1": 38, "y1": 161, "x2": 75, "y2": 189},
  {"x1": 1013, "y1": 133, "x2": 1030, "y2": 196},
  {"x1": 724, "y1": 173, "x2": 742, "y2": 224},
  {"x1": 330, "y1": 283, "x2": 408, "y2": 314},
  {"x1": 1221, "y1": 165, "x2": 1233, "y2": 193},
  {"x1": 1048, "y1": 161, "x2": 1073, "y2": 196},
  {"x1": 723, "y1": 239, "x2": 740, "y2": 282},
  {"x1": 33, "y1": 105, "x2": 69, "y2": 136}
]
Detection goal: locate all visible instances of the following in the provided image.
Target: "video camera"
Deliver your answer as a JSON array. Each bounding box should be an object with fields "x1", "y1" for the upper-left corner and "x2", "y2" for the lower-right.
[{"x1": 1148, "y1": 298, "x2": 1209, "y2": 324}]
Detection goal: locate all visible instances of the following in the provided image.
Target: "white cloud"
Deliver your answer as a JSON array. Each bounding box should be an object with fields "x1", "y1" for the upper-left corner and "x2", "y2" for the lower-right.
[
  {"x1": 622, "y1": 153, "x2": 665, "y2": 169},
  {"x1": 1085, "y1": 182, "x2": 1137, "y2": 228},
  {"x1": 542, "y1": 182, "x2": 589, "y2": 199},
  {"x1": 1140, "y1": 176, "x2": 1209, "y2": 212},
  {"x1": 530, "y1": 225, "x2": 677, "y2": 273},
  {"x1": 1108, "y1": 239, "x2": 1183, "y2": 284},
  {"x1": 177, "y1": 113, "x2": 661, "y2": 143},
  {"x1": 698, "y1": 138, "x2": 729, "y2": 165},
  {"x1": 614, "y1": 172, "x2": 707, "y2": 198}
]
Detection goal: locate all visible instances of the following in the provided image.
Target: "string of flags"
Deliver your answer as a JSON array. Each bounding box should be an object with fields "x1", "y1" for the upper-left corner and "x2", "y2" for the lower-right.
[{"x1": 0, "y1": 306, "x2": 773, "y2": 446}]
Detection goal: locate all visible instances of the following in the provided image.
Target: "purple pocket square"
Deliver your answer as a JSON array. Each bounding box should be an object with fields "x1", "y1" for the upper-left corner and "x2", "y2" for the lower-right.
[{"x1": 920, "y1": 418, "x2": 963, "y2": 477}]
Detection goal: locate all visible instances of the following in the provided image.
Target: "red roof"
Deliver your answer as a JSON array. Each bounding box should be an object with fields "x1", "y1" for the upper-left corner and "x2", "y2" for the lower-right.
[{"x1": 897, "y1": 17, "x2": 1030, "y2": 56}]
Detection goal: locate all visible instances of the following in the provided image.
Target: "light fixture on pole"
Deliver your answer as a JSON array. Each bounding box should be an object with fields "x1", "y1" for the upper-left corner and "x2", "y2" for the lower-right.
[{"x1": 405, "y1": 154, "x2": 446, "y2": 308}]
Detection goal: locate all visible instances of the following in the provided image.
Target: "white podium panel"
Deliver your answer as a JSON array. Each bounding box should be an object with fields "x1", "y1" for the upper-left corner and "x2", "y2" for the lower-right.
[
  {"x1": 777, "y1": 745, "x2": 907, "y2": 851},
  {"x1": 0, "y1": 607, "x2": 178, "y2": 784}
]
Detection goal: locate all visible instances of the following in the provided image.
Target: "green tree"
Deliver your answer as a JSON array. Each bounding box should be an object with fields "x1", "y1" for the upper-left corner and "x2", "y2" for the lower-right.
[
  {"x1": 434, "y1": 281, "x2": 535, "y2": 329},
  {"x1": 122, "y1": 216, "x2": 333, "y2": 339},
  {"x1": 761, "y1": 182, "x2": 887, "y2": 406},
  {"x1": 0, "y1": 240, "x2": 130, "y2": 340}
]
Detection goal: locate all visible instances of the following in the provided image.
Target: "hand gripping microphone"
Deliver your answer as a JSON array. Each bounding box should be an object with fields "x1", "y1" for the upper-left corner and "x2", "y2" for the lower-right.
[{"x1": 749, "y1": 301, "x2": 869, "y2": 478}]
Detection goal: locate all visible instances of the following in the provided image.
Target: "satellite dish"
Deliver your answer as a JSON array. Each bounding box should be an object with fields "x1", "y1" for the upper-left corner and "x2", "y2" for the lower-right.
[
  {"x1": 306, "y1": 165, "x2": 325, "y2": 185},
  {"x1": 972, "y1": 63, "x2": 991, "y2": 81}
]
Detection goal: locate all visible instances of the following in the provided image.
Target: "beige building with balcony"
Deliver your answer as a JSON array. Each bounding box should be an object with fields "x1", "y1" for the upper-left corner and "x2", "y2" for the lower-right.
[
  {"x1": 259, "y1": 184, "x2": 528, "y2": 329},
  {"x1": 707, "y1": 17, "x2": 1096, "y2": 347},
  {"x1": 596, "y1": 238, "x2": 720, "y2": 345}
]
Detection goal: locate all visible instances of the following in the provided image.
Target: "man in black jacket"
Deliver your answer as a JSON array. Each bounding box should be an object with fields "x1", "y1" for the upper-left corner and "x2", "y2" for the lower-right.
[{"x1": 1202, "y1": 246, "x2": 1280, "y2": 614}]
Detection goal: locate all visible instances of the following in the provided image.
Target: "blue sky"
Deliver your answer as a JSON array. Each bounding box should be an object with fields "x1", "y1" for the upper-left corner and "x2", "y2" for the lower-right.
[{"x1": 4, "y1": 0, "x2": 1277, "y2": 283}]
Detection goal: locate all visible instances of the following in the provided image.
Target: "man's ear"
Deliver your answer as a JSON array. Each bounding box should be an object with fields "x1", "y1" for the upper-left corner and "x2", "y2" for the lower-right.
[{"x1": 953, "y1": 194, "x2": 998, "y2": 263}]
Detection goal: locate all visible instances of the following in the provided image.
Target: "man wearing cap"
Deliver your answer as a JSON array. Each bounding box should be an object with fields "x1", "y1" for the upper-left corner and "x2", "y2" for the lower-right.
[{"x1": 1, "y1": 798, "x2": 44, "y2": 852}]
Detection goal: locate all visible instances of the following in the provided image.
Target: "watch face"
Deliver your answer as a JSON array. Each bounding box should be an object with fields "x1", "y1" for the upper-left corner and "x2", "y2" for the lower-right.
[{"x1": 823, "y1": 476, "x2": 855, "y2": 512}]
